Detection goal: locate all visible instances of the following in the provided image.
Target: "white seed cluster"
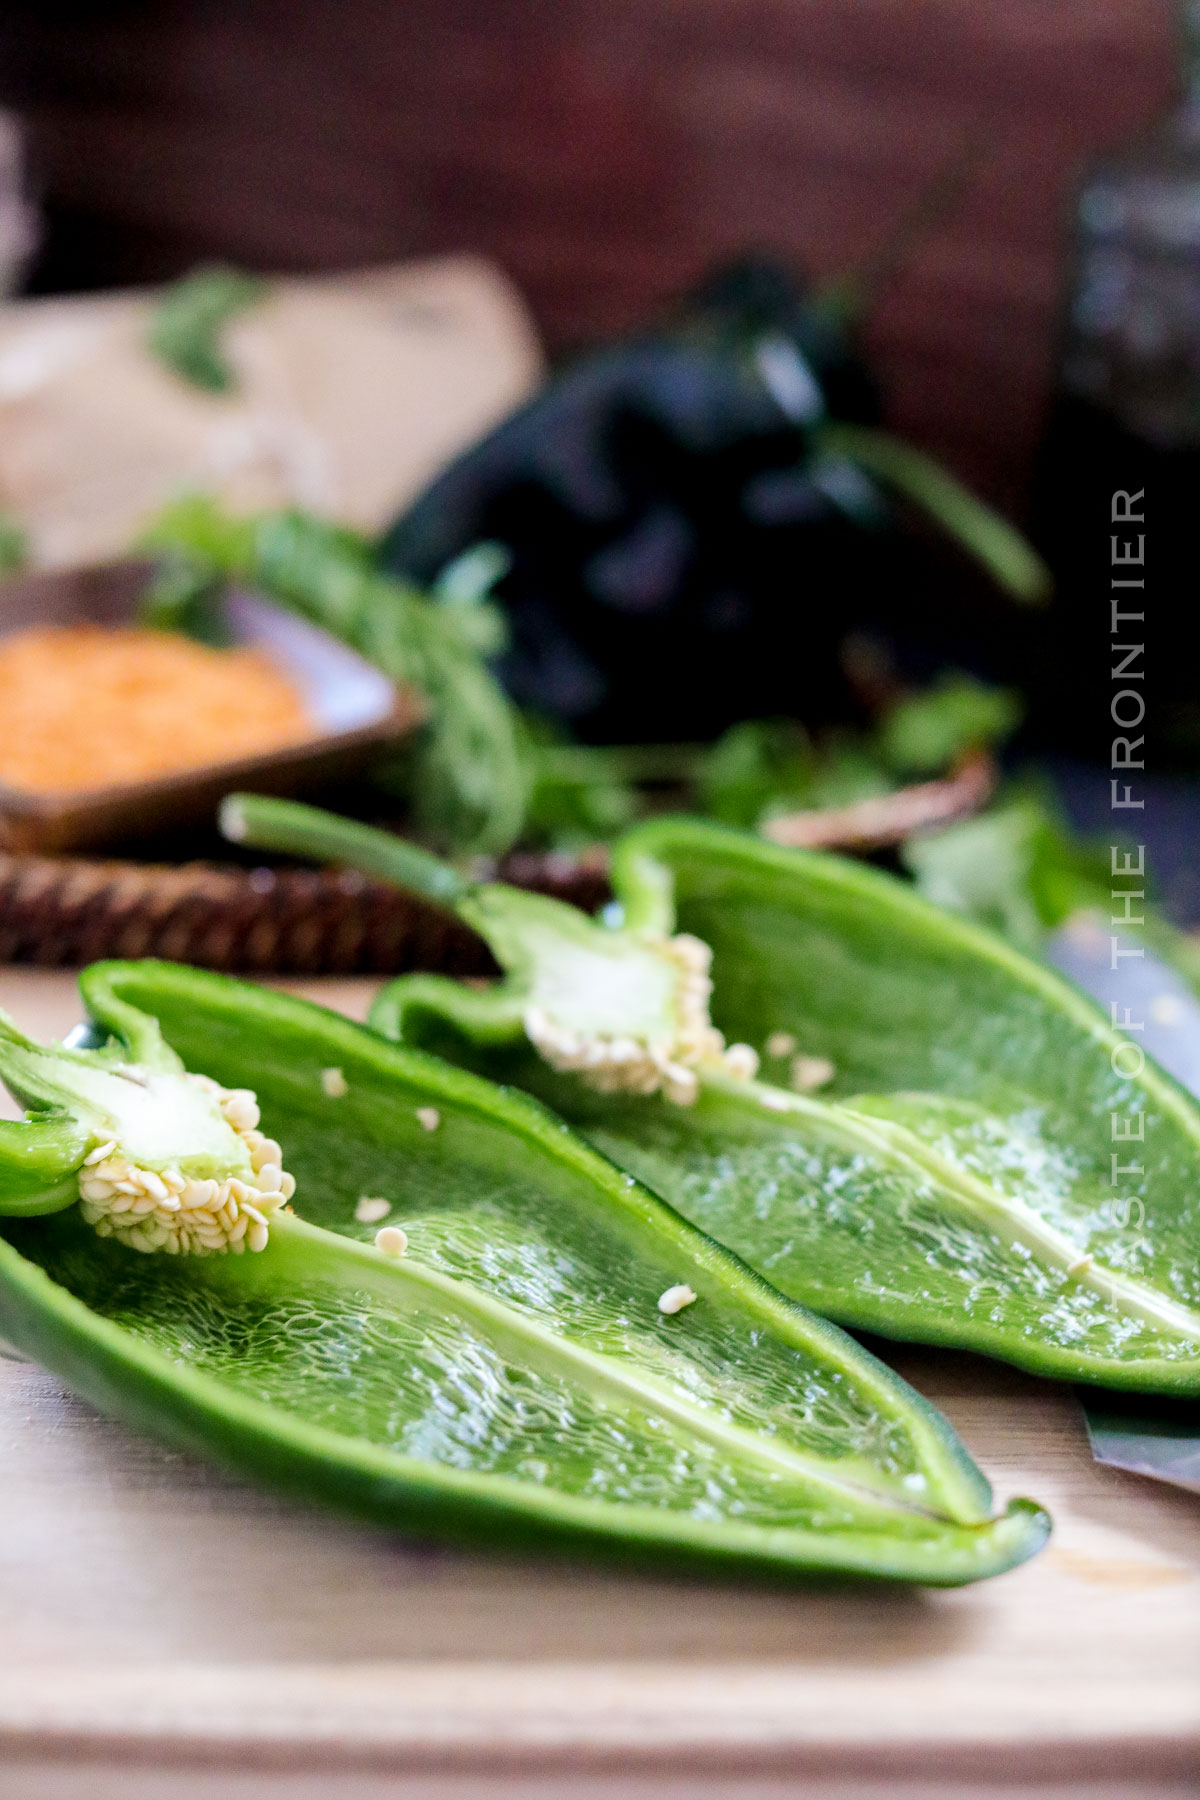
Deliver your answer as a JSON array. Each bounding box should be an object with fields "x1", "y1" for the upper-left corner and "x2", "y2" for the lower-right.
[
  {"x1": 76, "y1": 1077, "x2": 295, "y2": 1256},
  {"x1": 524, "y1": 933, "x2": 759, "y2": 1107}
]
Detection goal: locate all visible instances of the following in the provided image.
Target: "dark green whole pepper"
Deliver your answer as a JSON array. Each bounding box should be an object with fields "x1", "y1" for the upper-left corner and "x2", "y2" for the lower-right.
[{"x1": 382, "y1": 259, "x2": 1048, "y2": 744}]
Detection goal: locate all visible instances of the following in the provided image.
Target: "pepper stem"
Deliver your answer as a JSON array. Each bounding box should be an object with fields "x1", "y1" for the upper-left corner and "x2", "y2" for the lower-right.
[
  {"x1": 220, "y1": 795, "x2": 470, "y2": 910},
  {"x1": 820, "y1": 422, "x2": 1051, "y2": 604}
]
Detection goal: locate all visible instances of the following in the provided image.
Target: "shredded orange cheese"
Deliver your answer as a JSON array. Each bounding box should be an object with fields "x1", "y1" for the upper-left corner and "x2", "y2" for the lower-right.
[{"x1": 0, "y1": 626, "x2": 313, "y2": 794}]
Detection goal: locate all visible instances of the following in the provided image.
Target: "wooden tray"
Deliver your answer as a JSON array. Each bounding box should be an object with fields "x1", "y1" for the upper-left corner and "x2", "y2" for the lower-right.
[
  {"x1": 0, "y1": 971, "x2": 1197, "y2": 1799},
  {"x1": 0, "y1": 562, "x2": 423, "y2": 855}
]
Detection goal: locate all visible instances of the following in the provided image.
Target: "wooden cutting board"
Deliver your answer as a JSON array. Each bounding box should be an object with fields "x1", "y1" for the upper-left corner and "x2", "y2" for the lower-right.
[{"x1": 0, "y1": 969, "x2": 1197, "y2": 1800}]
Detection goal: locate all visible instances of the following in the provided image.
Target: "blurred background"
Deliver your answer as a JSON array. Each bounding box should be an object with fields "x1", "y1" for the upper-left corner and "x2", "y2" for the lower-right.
[
  {"x1": 0, "y1": 0, "x2": 1196, "y2": 978},
  {"x1": 0, "y1": 0, "x2": 1176, "y2": 511}
]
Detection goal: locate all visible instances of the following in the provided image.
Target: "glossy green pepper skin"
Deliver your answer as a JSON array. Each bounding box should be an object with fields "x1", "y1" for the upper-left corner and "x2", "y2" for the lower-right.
[
  {"x1": 0, "y1": 961, "x2": 1047, "y2": 1585},
  {"x1": 336, "y1": 814, "x2": 1200, "y2": 1396}
]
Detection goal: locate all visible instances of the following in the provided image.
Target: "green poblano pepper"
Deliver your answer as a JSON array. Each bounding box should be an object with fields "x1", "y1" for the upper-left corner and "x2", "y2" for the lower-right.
[
  {"x1": 0, "y1": 962, "x2": 1045, "y2": 1584},
  {"x1": 223, "y1": 798, "x2": 1200, "y2": 1396}
]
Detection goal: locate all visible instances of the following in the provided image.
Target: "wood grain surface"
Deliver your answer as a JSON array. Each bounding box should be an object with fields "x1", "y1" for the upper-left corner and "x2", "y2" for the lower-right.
[
  {"x1": 0, "y1": 968, "x2": 1198, "y2": 1797},
  {"x1": 0, "y1": 0, "x2": 1178, "y2": 513}
]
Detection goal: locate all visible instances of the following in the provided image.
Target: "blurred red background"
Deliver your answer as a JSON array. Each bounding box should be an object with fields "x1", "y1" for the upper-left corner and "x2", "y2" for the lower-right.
[{"x1": 0, "y1": 0, "x2": 1176, "y2": 513}]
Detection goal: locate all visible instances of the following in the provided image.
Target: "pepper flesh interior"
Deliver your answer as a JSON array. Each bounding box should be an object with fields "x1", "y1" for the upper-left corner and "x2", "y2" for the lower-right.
[
  {"x1": 0, "y1": 962, "x2": 1054, "y2": 1586},
  {"x1": 0, "y1": 1011, "x2": 295, "y2": 1255},
  {"x1": 218, "y1": 794, "x2": 761, "y2": 1107},
  {"x1": 214, "y1": 797, "x2": 1200, "y2": 1394},
  {"x1": 463, "y1": 887, "x2": 759, "y2": 1106}
]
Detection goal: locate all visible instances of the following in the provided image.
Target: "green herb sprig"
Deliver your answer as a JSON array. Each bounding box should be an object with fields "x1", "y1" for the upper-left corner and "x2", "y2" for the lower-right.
[
  {"x1": 147, "y1": 266, "x2": 266, "y2": 393},
  {"x1": 0, "y1": 512, "x2": 27, "y2": 575},
  {"x1": 142, "y1": 497, "x2": 528, "y2": 856}
]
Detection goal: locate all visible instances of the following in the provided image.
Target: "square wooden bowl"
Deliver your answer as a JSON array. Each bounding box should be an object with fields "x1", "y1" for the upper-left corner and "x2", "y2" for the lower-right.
[{"x1": 0, "y1": 560, "x2": 424, "y2": 853}]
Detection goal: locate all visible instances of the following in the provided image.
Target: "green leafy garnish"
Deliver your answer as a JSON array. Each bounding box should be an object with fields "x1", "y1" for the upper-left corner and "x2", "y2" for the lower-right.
[
  {"x1": 902, "y1": 799, "x2": 1104, "y2": 954},
  {"x1": 878, "y1": 674, "x2": 1022, "y2": 778},
  {"x1": 698, "y1": 720, "x2": 816, "y2": 829},
  {"x1": 520, "y1": 728, "x2": 713, "y2": 851},
  {"x1": 147, "y1": 266, "x2": 266, "y2": 393},
  {"x1": 518, "y1": 672, "x2": 1023, "y2": 852},
  {"x1": 0, "y1": 513, "x2": 27, "y2": 575},
  {"x1": 141, "y1": 497, "x2": 528, "y2": 856},
  {"x1": 904, "y1": 793, "x2": 1200, "y2": 1005}
]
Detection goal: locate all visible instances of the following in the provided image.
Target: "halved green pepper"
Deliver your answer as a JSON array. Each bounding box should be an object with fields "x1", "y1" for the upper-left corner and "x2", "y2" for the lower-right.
[
  {"x1": 222, "y1": 799, "x2": 1200, "y2": 1395},
  {"x1": 0, "y1": 961, "x2": 1045, "y2": 1584}
]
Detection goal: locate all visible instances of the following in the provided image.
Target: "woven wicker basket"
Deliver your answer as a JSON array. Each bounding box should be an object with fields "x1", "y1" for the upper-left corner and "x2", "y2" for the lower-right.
[
  {"x1": 0, "y1": 758, "x2": 991, "y2": 976},
  {"x1": 0, "y1": 850, "x2": 609, "y2": 976}
]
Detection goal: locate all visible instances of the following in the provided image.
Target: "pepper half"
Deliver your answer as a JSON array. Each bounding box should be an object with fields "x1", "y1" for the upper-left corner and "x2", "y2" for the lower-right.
[
  {"x1": 222, "y1": 797, "x2": 1200, "y2": 1394},
  {"x1": 0, "y1": 960, "x2": 1046, "y2": 1585}
]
